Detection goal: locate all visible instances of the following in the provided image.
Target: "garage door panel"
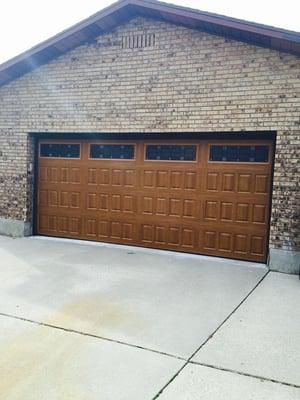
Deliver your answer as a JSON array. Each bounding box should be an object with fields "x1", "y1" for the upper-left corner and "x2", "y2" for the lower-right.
[
  {"x1": 140, "y1": 223, "x2": 198, "y2": 251},
  {"x1": 205, "y1": 172, "x2": 269, "y2": 195},
  {"x1": 82, "y1": 218, "x2": 137, "y2": 243},
  {"x1": 202, "y1": 199, "x2": 268, "y2": 229},
  {"x1": 86, "y1": 167, "x2": 137, "y2": 188},
  {"x1": 85, "y1": 193, "x2": 137, "y2": 214},
  {"x1": 38, "y1": 213, "x2": 82, "y2": 237},
  {"x1": 37, "y1": 139, "x2": 273, "y2": 262},
  {"x1": 141, "y1": 169, "x2": 200, "y2": 191}
]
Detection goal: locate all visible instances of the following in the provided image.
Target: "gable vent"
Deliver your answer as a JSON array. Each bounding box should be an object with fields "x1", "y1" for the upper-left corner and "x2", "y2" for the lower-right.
[{"x1": 121, "y1": 33, "x2": 155, "y2": 49}]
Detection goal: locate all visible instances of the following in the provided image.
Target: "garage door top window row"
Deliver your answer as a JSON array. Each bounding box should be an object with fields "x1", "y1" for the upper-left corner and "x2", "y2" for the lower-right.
[
  {"x1": 39, "y1": 143, "x2": 269, "y2": 163},
  {"x1": 209, "y1": 145, "x2": 269, "y2": 163},
  {"x1": 40, "y1": 143, "x2": 80, "y2": 158}
]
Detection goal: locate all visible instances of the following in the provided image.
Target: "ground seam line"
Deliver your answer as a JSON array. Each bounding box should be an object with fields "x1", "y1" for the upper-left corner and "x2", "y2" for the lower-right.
[
  {"x1": 189, "y1": 361, "x2": 300, "y2": 389},
  {"x1": 152, "y1": 270, "x2": 270, "y2": 399},
  {"x1": 0, "y1": 311, "x2": 185, "y2": 362}
]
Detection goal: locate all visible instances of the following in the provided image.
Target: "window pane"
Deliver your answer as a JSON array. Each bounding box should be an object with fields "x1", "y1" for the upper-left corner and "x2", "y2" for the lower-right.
[
  {"x1": 209, "y1": 145, "x2": 269, "y2": 162},
  {"x1": 40, "y1": 143, "x2": 80, "y2": 158},
  {"x1": 90, "y1": 144, "x2": 134, "y2": 159},
  {"x1": 146, "y1": 145, "x2": 196, "y2": 161}
]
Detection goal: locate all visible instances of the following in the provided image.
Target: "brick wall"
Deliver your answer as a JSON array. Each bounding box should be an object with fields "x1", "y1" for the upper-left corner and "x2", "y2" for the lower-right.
[{"x1": 0, "y1": 17, "x2": 299, "y2": 251}]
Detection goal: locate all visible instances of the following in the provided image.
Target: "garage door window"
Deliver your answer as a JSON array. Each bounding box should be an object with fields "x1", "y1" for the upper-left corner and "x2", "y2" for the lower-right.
[
  {"x1": 209, "y1": 145, "x2": 269, "y2": 162},
  {"x1": 90, "y1": 144, "x2": 135, "y2": 159},
  {"x1": 145, "y1": 145, "x2": 197, "y2": 161},
  {"x1": 40, "y1": 143, "x2": 80, "y2": 158}
]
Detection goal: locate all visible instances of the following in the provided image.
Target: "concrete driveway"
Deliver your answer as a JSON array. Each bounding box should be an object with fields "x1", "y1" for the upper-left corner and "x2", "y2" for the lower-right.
[{"x1": 0, "y1": 236, "x2": 299, "y2": 399}]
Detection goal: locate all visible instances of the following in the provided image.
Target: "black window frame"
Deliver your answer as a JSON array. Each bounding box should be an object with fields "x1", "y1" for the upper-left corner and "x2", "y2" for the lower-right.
[
  {"x1": 209, "y1": 145, "x2": 270, "y2": 163},
  {"x1": 145, "y1": 144, "x2": 197, "y2": 161},
  {"x1": 89, "y1": 144, "x2": 135, "y2": 160},
  {"x1": 39, "y1": 143, "x2": 81, "y2": 159}
]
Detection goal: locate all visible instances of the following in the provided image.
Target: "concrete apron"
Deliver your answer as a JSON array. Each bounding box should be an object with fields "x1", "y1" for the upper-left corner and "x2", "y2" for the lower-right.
[
  {"x1": 0, "y1": 235, "x2": 267, "y2": 358},
  {"x1": 0, "y1": 216, "x2": 299, "y2": 274},
  {"x1": 0, "y1": 236, "x2": 299, "y2": 399}
]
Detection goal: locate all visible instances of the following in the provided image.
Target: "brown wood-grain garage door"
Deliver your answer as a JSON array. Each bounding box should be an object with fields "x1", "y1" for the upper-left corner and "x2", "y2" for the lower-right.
[{"x1": 37, "y1": 139, "x2": 273, "y2": 262}]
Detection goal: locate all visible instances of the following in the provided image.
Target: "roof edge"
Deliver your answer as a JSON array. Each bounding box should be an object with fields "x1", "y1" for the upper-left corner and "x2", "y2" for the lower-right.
[{"x1": 0, "y1": 0, "x2": 299, "y2": 86}]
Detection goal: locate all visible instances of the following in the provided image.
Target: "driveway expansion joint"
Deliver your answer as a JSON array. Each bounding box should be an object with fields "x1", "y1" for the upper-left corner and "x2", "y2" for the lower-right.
[
  {"x1": 0, "y1": 311, "x2": 185, "y2": 362},
  {"x1": 189, "y1": 361, "x2": 300, "y2": 390},
  {"x1": 152, "y1": 269, "x2": 271, "y2": 399}
]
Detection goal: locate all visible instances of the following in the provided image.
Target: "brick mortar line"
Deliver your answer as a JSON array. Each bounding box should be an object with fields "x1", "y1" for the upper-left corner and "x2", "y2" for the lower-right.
[
  {"x1": 152, "y1": 270, "x2": 270, "y2": 399},
  {"x1": 189, "y1": 361, "x2": 300, "y2": 390},
  {"x1": 0, "y1": 311, "x2": 185, "y2": 362}
]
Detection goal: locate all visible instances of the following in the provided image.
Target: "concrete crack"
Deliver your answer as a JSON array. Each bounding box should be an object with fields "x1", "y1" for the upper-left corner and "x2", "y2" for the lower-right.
[{"x1": 152, "y1": 269, "x2": 270, "y2": 399}]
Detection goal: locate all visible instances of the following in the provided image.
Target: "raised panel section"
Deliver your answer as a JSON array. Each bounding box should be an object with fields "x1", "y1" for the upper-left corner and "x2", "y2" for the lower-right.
[
  {"x1": 234, "y1": 234, "x2": 248, "y2": 254},
  {"x1": 168, "y1": 227, "x2": 180, "y2": 245},
  {"x1": 69, "y1": 218, "x2": 80, "y2": 235},
  {"x1": 238, "y1": 174, "x2": 252, "y2": 193},
  {"x1": 60, "y1": 168, "x2": 69, "y2": 183},
  {"x1": 236, "y1": 203, "x2": 250, "y2": 222},
  {"x1": 60, "y1": 192, "x2": 69, "y2": 208},
  {"x1": 48, "y1": 216, "x2": 57, "y2": 232},
  {"x1": 99, "y1": 194, "x2": 109, "y2": 211},
  {"x1": 253, "y1": 204, "x2": 267, "y2": 224},
  {"x1": 87, "y1": 193, "x2": 97, "y2": 210},
  {"x1": 250, "y1": 236, "x2": 264, "y2": 255},
  {"x1": 255, "y1": 175, "x2": 268, "y2": 193},
  {"x1": 206, "y1": 173, "x2": 218, "y2": 191},
  {"x1": 182, "y1": 229, "x2": 195, "y2": 248},
  {"x1": 86, "y1": 219, "x2": 97, "y2": 237},
  {"x1": 205, "y1": 201, "x2": 218, "y2": 220},
  {"x1": 124, "y1": 170, "x2": 135, "y2": 187},
  {"x1": 170, "y1": 171, "x2": 183, "y2": 189},
  {"x1": 156, "y1": 171, "x2": 168, "y2": 188},
  {"x1": 219, "y1": 232, "x2": 232, "y2": 252},
  {"x1": 99, "y1": 169, "x2": 110, "y2": 185},
  {"x1": 184, "y1": 172, "x2": 197, "y2": 190},
  {"x1": 48, "y1": 190, "x2": 58, "y2": 207},
  {"x1": 49, "y1": 168, "x2": 59, "y2": 183},
  {"x1": 58, "y1": 217, "x2": 69, "y2": 233},
  {"x1": 204, "y1": 231, "x2": 217, "y2": 250},
  {"x1": 88, "y1": 169, "x2": 97, "y2": 185},
  {"x1": 142, "y1": 197, "x2": 153, "y2": 215},
  {"x1": 142, "y1": 225, "x2": 154, "y2": 243},
  {"x1": 220, "y1": 202, "x2": 233, "y2": 221},
  {"x1": 122, "y1": 223, "x2": 133, "y2": 240},
  {"x1": 183, "y1": 200, "x2": 196, "y2": 218},
  {"x1": 111, "y1": 222, "x2": 122, "y2": 239},
  {"x1": 70, "y1": 192, "x2": 80, "y2": 208},
  {"x1": 156, "y1": 198, "x2": 167, "y2": 216},
  {"x1": 222, "y1": 174, "x2": 235, "y2": 192},
  {"x1": 39, "y1": 167, "x2": 48, "y2": 182},
  {"x1": 98, "y1": 221, "x2": 109, "y2": 238},
  {"x1": 169, "y1": 198, "x2": 181, "y2": 217},
  {"x1": 70, "y1": 168, "x2": 80, "y2": 184},
  {"x1": 111, "y1": 195, "x2": 122, "y2": 212},
  {"x1": 123, "y1": 196, "x2": 135, "y2": 213},
  {"x1": 143, "y1": 170, "x2": 155, "y2": 188},
  {"x1": 155, "y1": 226, "x2": 167, "y2": 244},
  {"x1": 112, "y1": 169, "x2": 122, "y2": 186}
]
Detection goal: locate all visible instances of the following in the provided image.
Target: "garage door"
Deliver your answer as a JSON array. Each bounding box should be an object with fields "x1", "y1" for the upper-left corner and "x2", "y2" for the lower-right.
[{"x1": 37, "y1": 139, "x2": 273, "y2": 262}]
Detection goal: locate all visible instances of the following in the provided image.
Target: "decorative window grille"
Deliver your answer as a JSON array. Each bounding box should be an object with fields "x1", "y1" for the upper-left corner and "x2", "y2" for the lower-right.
[
  {"x1": 40, "y1": 143, "x2": 80, "y2": 158},
  {"x1": 145, "y1": 145, "x2": 197, "y2": 161},
  {"x1": 90, "y1": 144, "x2": 135, "y2": 159},
  {"x1": 209, "y1": 145, "x2": 269, "y2": 162}
]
